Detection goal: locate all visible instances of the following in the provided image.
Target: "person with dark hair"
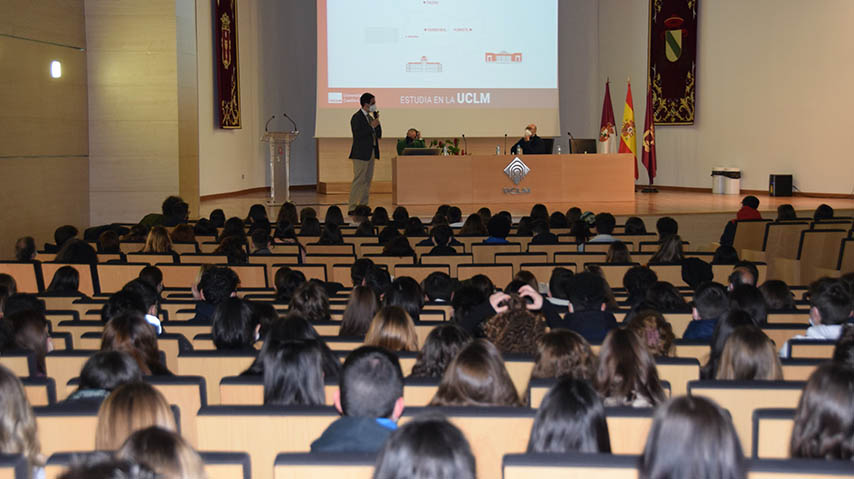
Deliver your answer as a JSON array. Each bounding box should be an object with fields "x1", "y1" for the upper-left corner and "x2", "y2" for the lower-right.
[
  {"x1": 430, "y1": 339, "x2": 521, "y2": 407},
  {"x1": 594, "y1": 328, "x2": 666, "y2": 407},
  {"x1": 391, "y1": 206, "x2": 409, "y2": 230},
  {"x1": 530, "y1": 220, "x2": 558, "y2": 245},
  {"x1": 700, "y1": 310, "x2": 754, "y2": 379},
  {"x1": 276, "y1": 203, "x2": 298, "y2": 226},
  {"x1": 339, "y1": 286, "x2": 378, "y2": 337},
  {"x1": 529, "y1": 203, "x2": 549, "y2": 222},
  {"x1": 531, "y1": 330, "x2": 596, "y2": 380},
  {"x1": 404, "y1": 217, "x2": 427, "y2": 237},
  {"x1": 720, "y1": 196, "x2": 762, "y2": 246},
  {"x1": 605, "y1": 241, "x2": 632, "y2": 264},
  {"x1": 813, "y1": 203, "x2": 834, "y2": 221},
  {"x1": 363, "y1": 264, "x2": 391, "y2": 302},
  {"x1": 213, "y1": 235, "x2": 248, "y2": 264},
  {"x1": 548, "y1": 272, "x2": 618, "y2": 343},
  {"x1": 410, "y1": 323, "x2": 472, "y2": 378},
  {"x1": 729, "y1": 284, "x2": 768, "y2": 326},
  {"x1": 424, "y1": 225, "x2": 459, "y2": 255},
  {"x1": 781, "y1": 279, "x2": 853, "y2": 357},
  {"x1": 683, "y1": 282, "x2": 729, "y2": 341},
  {"x1": 191, "y1": 266, "x2": 239, "y2": 322},
  {"x1": 655, "y1": 216, "x2": 678, "y2": 242},
  {"x1": 712, "y1": 245, "x2": 739, "y2": 264},
  {"x1": 349, "y1": 258, "x2": 374, "y2": 287},
  {"x1": 289, "y1": 281, "x2": 331, "y2": 322},
  {"x1": 101, "y1": 289, "x2": 146, "y2": 324},
  {"x1": 46, "y1": 266, "x2": 83, "y2": 296},
  {"x1": 422, "y1": 272, "x2": 455, "y2": 303},
  {"x1": 299, "y1": 207, "x2": 318, "y2": 225},
  {"x1": 790, "y1": 363, "x2": 854, "y2": 460},
  {"x1": 250, "y1": 228, "x2": 272, "y2": 255},
  {"x1": 58, "y1": 455, "x2": 156, "y2": 479},
  {"x1": 350, "y1": 204, "x2": 372, "y2": 224},
  {"x1": 649, "y1": 234, "x2": 684, "y2": 264},
  {"x1": 211, "y1": 297, "x2": 258, "y2": 350},
  {"x1": 206, "y1": 208, "x2": 225, "y2": 228},
  {"x1": 97, "y1": 230, "x2": 123, "y2": 256},
  {"x1": 372, "y1": 415, "x2": 475, "y2": 479},
  {"x1": 589, "y1": 212, "x2": 617, "y2": 243},
  {"x1": 263, "y1": 339, "x2": 326, "y2": 406},
  {"x1": 121, "y1": 279, "x2": 162, "y2": 334},
  {"x1": 383, "y1": 277, "x2": 423, "y2": 321},
  {"x1": 44, "y1": 224, "x2": 78, "y2": 253},
  {"x1": 645, "y1": 281, "x2": 690, "y2": 312},
  {"x1": 4, "y1": 310, "x2": 52, "y2": 375},
  {"x1": 347, "y1": 92, "x2": 381, "y2": 212},
  {"x1": 527, "y1": 378, "x2": 611, "y2": 454},
  {"x1": 482, "y1": 293, "x2": 547, "y2": 354},
  {"x1": 624, "y1": 216, "x2": 647, "y2": 234},
  {"x1": 311, "y1": 346, "x2": 404, "y2": 452},
  {"x1": 728, "y1": 260, "x2": 759, "y2": 289},
  {"x1": 317, "y1": 222, "x2": 344, "y2": 245},
  {"x1": 299, "y1": 216, "x2": 321, "y2": 236},
  {"x1": 370, "y1": 206, "x2": 389, "y2": 226},
  {"x1": 100, "y1": 313, "x2": 171, "y2": 375},
  {"x1": 759, "y1": 280, "x2": 796, "y2": 310},
  {"x1": 546, "y1": 267, "x2": 574, "y2": 307},
  {"x1": 716, "y1": 325, "x2": 783, "y2": 380},
  {"x1": 243, "y1": 315, "x2": 340, "y2": 378},
  {"x1": 55, "y1": 239, "x2": 98, "y2": 264},
  {"x1": 322, "y1": 205, "x2": 344, "y2": 227},
  {"x1": 458, "y1": 213, "x2": 487, "y2": 236},
  {"x1": 548, "y1": 211, "x2": 568, "y2": 229},
  {"x1": 639, "y1": 396, "x2": 746, "y2": 479},
  {"x1": 250, "y1": 301, "x2": 278, "y2": 339},
  {"x1": 446, "y1": 206, "x2": 463, "y2": 226},
  {"x1": 64, "y1": 351, "x2": 143, "y2": 406},
  {"x1": 449, "y1": 285, "x2": 487, "y2": 334},
  {"x1": 484, "y1": 214, "x2": 511, "y2": 244},
  {"x1": 777, "y1": 204, "x2": 797, "y2": 220},
  {"x1": 161, "y1": 196, "x2": 189, "y2": 227},
  {"x1": 832, "y1": 325, "x2": 854, "y2": 369},
  {"x1": 137, "y1": 266, "x2": 163, "y2": 294},
  {"x1": 622, "y1": 266, "x2": 658, "y2": 307},
  {"x1": 14, "y1": 236, "x2": 36, "y2": 262},
  {"x1": 382, "y1": 235, "x2": 416, "y2": 259},
  {"x1": 169, "y1": 223, "x2": 195, "y2": 245}
]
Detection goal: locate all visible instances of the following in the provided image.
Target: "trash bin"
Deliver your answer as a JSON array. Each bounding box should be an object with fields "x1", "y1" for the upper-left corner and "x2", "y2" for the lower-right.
[{"x1": 712, "y1": 167, "x2": 741, "y2": 195}]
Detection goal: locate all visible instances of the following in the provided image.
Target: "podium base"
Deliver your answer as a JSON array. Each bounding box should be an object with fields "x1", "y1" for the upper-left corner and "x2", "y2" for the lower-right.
[{"x1": 641, "y1": 187, "x2": 659, "y2": 194}]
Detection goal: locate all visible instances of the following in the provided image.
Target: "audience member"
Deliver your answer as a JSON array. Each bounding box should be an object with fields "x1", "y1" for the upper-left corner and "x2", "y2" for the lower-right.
[
  {"x1": 624, "y1": 216, "x2": 647, "y2": 234},
  {"x1": 776, "y1": 204, "x2": 797, "y2": 220},
  {"x1": 318, "y1": 223, "x2": 344, "y2": 245},
  {"x1": 45, "y1": 224, "x2": 78, "y2": 253},
  {"x1": 716, "y1": 325, "x2": 783, "y2": 380},
  {"x1": 549, "y1": 272, "x2": 618, "y2": 343},
  {"x1": 832, "y1": 325, "x2": 854, "y2": 369},
  {"x1": 482, "y1": 293, "x2": 546, "y2": 354},
  {"x1": 720, "y1": 195, "x2": 762, "y2": 246},
  {"x1": 644, "y1": 281, "x2": 690, "y2": 312},
  {"x1": 589, "y1": 213, "x2": 617, "y2": 244},
  {"x1": 56, "y1": 239, "x2": 99, "y2": 264},
  {"x1": 364, "y1": 306, "x2": 419, "y2": 352},
  {"x1": 101, "y1": 313, "x2": 171, "y2": 375},
  {"x1": 116, "y1": 427, "x2": 207, "y2": 479},
  {"x1": 430, "y1": 339, "x2": 521, "y2": 407},
  {"x1": 605, "y1": 241, "x2": 632, "y2": 263},
  {"x1": 289, "y1": 281, "x2": 331, "y2": 322},
  {"x1": 729, "y1": 261, "x2": 759, "y2": 288},
  {"x1": 639, "y1": 396, "x2": 746, "y2": 479},
  {"x1": 526, "y1": 378, "x2": 611, "y2": 454},
  {"x1": 0, "y1": 364, "x2": 43, "y2": 474},
  {"x1": 383, "y1": 277, "x2": 423, "y2": 320},
  {"x1": 250, "y1": 301, "x2": 278, "y2": 339},
  {"x1": 339, "y1": 286, "x2": 378, "y2": 337},
  {"x1": 459, "y1": 213, "x2": 487, "y2": 236},
  {"x1": 594, "y1": 328, "x2": 667, "y2": 407},
  {"x1": 250, "y1": 228, "x2": 272, "y2": 254},
  {"x1": 324, "y1": 205, "x2": 345, "y2": 226},
  {"x1": 372, "y1": 415, "x2": 476, "y2": 479},
  {"x1": 169, "y1": 223, "x2": 196, "y2": 246},
  {"x1": 484, "y1": 215, "x2": 511, "y2": 244},
  {"x1": 45, "y1": 265, "x2": 83, "y2": 296},
  {"x1": 530, "y1": 330, "x2": 596, "y2": 381},
  {"x1": 426, "y1": 224, "x2": 458, "y2": 254},
  {"x1": 349, "y1": 258, "x2": 374, "y2": 287},
  {"x1": 138, "y1": 265, "x2": 164, "y2": 294},
  {"x1": 548, "y1": 211, "x2": 568, "y2": 229},
  {"x1": 790, "y1": 363, "x2": 854, "y2": 460},
  {"x1": 421, "y1": 272, "x2": 455, "y2": 303},
  {"x1": 311, "y1": 347, "x2": 404, "y2": 452},
  {"x1": 192, "y1": 266, "x2": 239, "y2": 322},
  {"x1": 382, "y1": 235, "x2": 416, "y2": 258},
  {"x1": 623, "y1": 266, "x2": 658, "y2": 307},
  {"x1": 813, "y1": 203, "x2": 834, "y2": 221},
  {"x1": 64, "y1": 351, "x2": 143, "y2": 406},
  {"x1": 274, "y1": 267, "x2": 305, "y2": 303},
  {"x1": 683, "y1": 282, "x2": 729, "y2": 341},
  {"x1": 759, "y1": 280, "x2": 796, "y2": 310},
  {"x1": 211, "y1": 297, "x2": 258, "y2": 351},
  {"x1": 546, "y1": 267, "x2": 573, "y2": 307},
  {"x1": 410, "y1": 323, "x2": 472, "y2": 378},
  {"x1": 95, "y1": 382, "x2": 177, "y2": 450},
  {"x1": 781, "y1": 278, "x2": 852, "y2": 357},
  {"x1": 370, "y1": 206, "x2": 389, "y2": 226},
  {"x1": 626, "y1": 309, "x2": 675, "y2": 357},
  {"x1": 263, "y1": 339, "x2": 326, "y2": 406},
  {"x1": 729, "y1": 284, "x2": 768, "y2": 326},
  {"x1": 712, "y1": 245, "x2": 739, "y2": 264},
  {"x1": 299, "y1": 216, "x2": 321, "y2": 236},
  {"x1": 5, "y1": 310, "x2": 51, "y2": 375},
  {"x1": 649, "y1": 234, "x2": 684, "y2": 264},
  {"x1": 655, "y1": 216, "x2": 678, "y2": 241},
  {"x1": 14, "y1": 236, "x2": 35, "y2": 261},
  {"x1": 531, "y1": 220, "x2": 558, "y2": 245},
  {"x1": 700, "y1": 310, "x2": 754, "y2": 379},
  {"x1": 58, "y1": 456, "x2": 155, "y2": 479}
]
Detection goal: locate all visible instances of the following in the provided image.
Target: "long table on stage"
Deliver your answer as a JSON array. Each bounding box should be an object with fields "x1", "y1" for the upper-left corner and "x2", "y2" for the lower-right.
[{"x1": 392, "y1": 153, "x2": 635, "y2": 205}]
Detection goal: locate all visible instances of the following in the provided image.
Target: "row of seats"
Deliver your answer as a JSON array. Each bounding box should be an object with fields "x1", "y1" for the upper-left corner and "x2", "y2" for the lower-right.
[{"x1": 27, "y1": 399, "x2": 825, "y2": 479}]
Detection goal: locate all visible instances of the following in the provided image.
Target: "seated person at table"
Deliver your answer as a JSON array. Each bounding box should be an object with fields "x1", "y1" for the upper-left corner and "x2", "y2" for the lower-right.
[
  {"x1": 548, "y1": 272, "x2": 618, "y2": 343},
  {"x1": 311, "y1": 346, "x2": 405, "y2": 453},
  {"x1": 511, "y1": 123, "x2": 546, "y2": 154},
  {"x1": 396, "y1": 128, "x2": 426, "y2": 154}
]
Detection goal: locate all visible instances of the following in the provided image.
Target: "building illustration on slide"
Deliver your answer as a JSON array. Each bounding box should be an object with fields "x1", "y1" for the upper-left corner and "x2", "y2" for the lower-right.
[
  {"x1": 485, "y1": 51, "x2": 523, "y2": 63},
  {"x1": 406, "y1": 56, "x2": 442, "y2": 72}
]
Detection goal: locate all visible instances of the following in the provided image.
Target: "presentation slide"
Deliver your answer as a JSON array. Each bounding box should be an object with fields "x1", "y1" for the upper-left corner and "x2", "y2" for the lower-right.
[{"x1": 316, "y1": 0, "x2": 560, "y2": 138}]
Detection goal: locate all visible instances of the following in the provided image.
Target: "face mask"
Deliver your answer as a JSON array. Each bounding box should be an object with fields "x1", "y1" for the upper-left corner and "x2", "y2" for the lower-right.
[
  {"x1": 525, "y1": 129, "x2": 533, "y2": 136},
  {"x1": 369, "y1": 104, "x2": 377, "y2": 113}
]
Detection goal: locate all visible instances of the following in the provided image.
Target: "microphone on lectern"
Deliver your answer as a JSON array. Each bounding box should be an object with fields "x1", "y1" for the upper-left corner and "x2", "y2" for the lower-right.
[
  {"x1": 462, "y1": 134, "x2": 467, "y2": 155},
  {"x1": 504, "y1": 133, "x2": 508, "y2": 154},
  {"x1": 567, "y1": 130, "x2": 575, "y2": 140},
  {"x1": 264, "y1": 115, "x2": 276, "y2": 132},
  {"x1": 282, "y1": 112, "x2": 298, "y2": 133}
]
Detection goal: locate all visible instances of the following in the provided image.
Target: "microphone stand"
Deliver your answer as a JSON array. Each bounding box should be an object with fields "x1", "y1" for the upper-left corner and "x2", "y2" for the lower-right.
[
  {"x1": 264, "y1": 115, "x2": 275, "y2": 132},
  {"x1": 504, "y1": 133, "x2": 507, "y2": 155},
  {"x1": 461, "y1": 134, "x2": 468, "y2": 155},
  {"x1": 282, "y1": 113, "x2": 298, "y2": 133}
]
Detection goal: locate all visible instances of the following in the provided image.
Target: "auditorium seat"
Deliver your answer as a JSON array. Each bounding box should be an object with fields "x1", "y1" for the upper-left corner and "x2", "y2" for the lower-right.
[
  {"x1": 94, "y1": 262, "x2": 146, "y2": 294},
  {"x1": 672, "y1": 340, "x2": 711, "y2": 362},
  {"x1": 55, "y1": 320, "x2": 104, "y2": 349},
  {"x1": 838, "y1": 238, "x2": 854, "y2": 272},
  {"x1": 305, "y1": 244, "x2": 356, "y2": 256},
  {"x1": 457, "y1": 264, "x2": 513, "y2": 287},
  {"x1": 780, "y1": 358, "x2": 822, "y2": 381},
  {"x1": 797, "y1": 229, "x2": 848, "y2": 283},
  {"x1": 176, "y1": 351, "x2": 256, "y2": 404},
  {"x1": 732, "y1": 219, "x2": 773, "y2": 256},
  {"x1": 221, "y1": 376, "x2": 337, "y2": 406},
  {"x1": 687, "y1": 380, "x2": 806, "y2": 454},
  {"x1": 158, "y1": 264, "x2": 206, "y2": 289},
  {"x1": 45, "y1": 350, "x2": 96, "y2": 399},
  {"x1": 146, "y1": 375, "x2": 207, "y2": 447},
  {"x1": 356, "y1": 244, "x2": 383, "y2": 256},
  {"x1": 647, "y1": 264, "x2": 687, "y2": 287},
  {"x1": 389, "y1": 264, "x2": 448, "y2": 284},
  {"x1": 788, "y1": 339, "x2": 835, "y2": 359},
  {"x1": 748, "y1": 457, "x2": 854, "y2": 479},
  {"x1": 494, "y1": 253, "x2": 549, "y2": 276},
  {"x1": 761, "y1": 324, "x2": 808, "y2": 350},
  {"x1": 41, "y1": 263, "x2": 96, "y2": 296},
  {"x1": 0, "y1": 454, "x2": 28, "y2": 479},
  {"x1": 34, "y1": 404, "x2": 100, "y2": 456},
  {"x1": 364, "y1": 254, "x2": 415, "y2": 271},
  {"x1": 341, "y1": 236, "x2": 380, "y2": 257},
  {"x1": 586, "y1": 263, "x2": 639, "y2": 290},
  {"x1": 402, "y1": 377, "x2": 440, "y2": 406},
  {"x1": 305, "y1": 254, "x2": 356, "y2": 280},
  {"x1": 273, "y1": 452, "x2": 374, "y2": 479},
  {"x1": 0, "y1": 262, "x2": 43, "y2": 293},
  {"x1": 655, "y1": 357, "x2": 701, "y2": 396},
  {"x1": 179, "y1": 254, "x2": 229, "y2": 264},
  {"x1": 471, "y1": 243, "x2": 522, "y2": 264},
  {"x1": 752, "y1": 408, "x2": 794, "y2": 459},
  {"x1": 419, "y1": 254, "x2": 473, "y2": 276},
  {"x1": 288, "y1": 264, "x2": 328, "y2": 282},
  {"x1": 200, "y1": 451, "x2": 252, "y2": 479},
  {"x1": 0, "y1": 351, "x2": 36, "y2": 377},
  {"x1": 21, "y1": 376, "x2": 57, "y2": 406},
  {"x1": 454, "y1": 236, "x2": 488, "y2": 253},
  {"x1": 248, "y1": 255, "x2": 300, "y2": 285},
  {"x1": 765, "y1": 311, "x2": 810, "y2": 324},
  {"x1": 125, "y1": 253, "x2": 177, "y2": 265},
  {"x1": 502, "y1": 452, "x2": 638, "y2": 479},
  {"x1": 763, "y1": 221, "x2": 810, "y2": 261}
]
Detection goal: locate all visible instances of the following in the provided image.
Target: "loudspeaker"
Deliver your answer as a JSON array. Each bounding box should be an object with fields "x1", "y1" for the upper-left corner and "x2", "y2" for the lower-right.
[{"x1": 769, "y1": 174, "x2": 793, "y2": 197}]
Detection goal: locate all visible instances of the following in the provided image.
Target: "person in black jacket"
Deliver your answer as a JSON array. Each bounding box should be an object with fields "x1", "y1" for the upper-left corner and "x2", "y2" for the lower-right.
[
  {"x1": 348, "y1": 92, "x2": 382, "y2": 213},
  {"x1": 548, "y1": 272, "x2": 618, "y2": 343},
  {"x1": 511, "y1": 123, "x2": 546, "y2": 154}
]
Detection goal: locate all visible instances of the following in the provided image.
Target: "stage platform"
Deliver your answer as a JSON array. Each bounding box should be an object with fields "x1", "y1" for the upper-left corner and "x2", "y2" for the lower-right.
[{"x1": 200, "y1": 188, "x2": 854, "y2": 251}]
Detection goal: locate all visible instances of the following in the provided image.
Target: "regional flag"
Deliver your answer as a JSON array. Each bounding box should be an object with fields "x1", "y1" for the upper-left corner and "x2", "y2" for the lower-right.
[
  {"x1": 642, "y1": 82, "x2": 657, "y2": 183},
  {"x1": 619, "y1": 81, "x2": 638, "y2": 179},
  {"x1": 598, "y1": 80, "x2": 617, "y2": 154}
]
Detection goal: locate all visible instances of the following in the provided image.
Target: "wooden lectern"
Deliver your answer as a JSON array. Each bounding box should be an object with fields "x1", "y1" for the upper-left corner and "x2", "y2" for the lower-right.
[{"x1": 261, "y1": 131, "x2": 299, "y2": 205}]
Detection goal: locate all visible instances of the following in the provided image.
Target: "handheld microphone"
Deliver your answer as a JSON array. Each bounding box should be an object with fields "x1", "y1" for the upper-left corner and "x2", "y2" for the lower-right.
[
  {"x1": 461, "y1": 134, "x2": 467, "y2": 155},
  {"x1": 282, "y1": 112, "x2": 298, "y2": 133},
  {"x1": 264, "y1": 115, "x2": 276, "y2": 132}
]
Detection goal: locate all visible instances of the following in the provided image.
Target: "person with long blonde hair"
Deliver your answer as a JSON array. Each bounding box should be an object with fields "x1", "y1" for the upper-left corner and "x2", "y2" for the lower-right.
[
  {"x1": 117, "y1": 427, "x2": 207, "y2": 479},
  {"x1": 96, "y1": 382, "x2": 177, "y2": 450},
  {"x1": 141, "y1": 226, "x2": 175, "y2": 254},
  {"x1": 0, "y1": 365, "x2": 43, "y2": 474},
  {"x1": 364, "y1": 306, "x2": 419, "y2": 352}
]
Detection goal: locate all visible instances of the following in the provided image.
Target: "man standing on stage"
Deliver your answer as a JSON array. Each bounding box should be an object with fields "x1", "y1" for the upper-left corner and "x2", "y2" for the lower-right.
[{"x1": 348, "y1": 92, "x2": 382, "y2": 213}]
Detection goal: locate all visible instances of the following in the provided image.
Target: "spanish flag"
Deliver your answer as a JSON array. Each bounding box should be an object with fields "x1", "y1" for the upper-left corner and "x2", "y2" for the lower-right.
[{"x1": 619, "y1": 81, "x2": 638, "y2": 179}]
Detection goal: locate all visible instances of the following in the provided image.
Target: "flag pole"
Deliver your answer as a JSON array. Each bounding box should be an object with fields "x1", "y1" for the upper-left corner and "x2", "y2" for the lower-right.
[{"x1": 640, "y1": 77, "x2": 658, "y2": 194}]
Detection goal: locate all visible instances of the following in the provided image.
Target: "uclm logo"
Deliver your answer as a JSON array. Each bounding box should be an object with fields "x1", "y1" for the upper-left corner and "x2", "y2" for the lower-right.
[{"x1": 504, "y1": 157, "x2": 530, "y2": 185}]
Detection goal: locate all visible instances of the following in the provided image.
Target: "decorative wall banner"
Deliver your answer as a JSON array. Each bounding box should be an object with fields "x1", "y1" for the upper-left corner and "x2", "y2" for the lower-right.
[
  {"x1": 215, "y1": 0, "x2": 241, "y2": 129},
  {"x1": 648, "y1": 0, "x2": 698, "y2": 125}
]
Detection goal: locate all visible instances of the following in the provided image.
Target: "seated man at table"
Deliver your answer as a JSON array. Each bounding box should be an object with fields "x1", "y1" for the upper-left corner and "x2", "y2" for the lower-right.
[
  {"x1": 396, "y1": 128, "x2": 426, "y2": 155},
  {"x1": 511, "y1": 123, "x2": 546, "y2": 155},
  {"x1": 311, "y1": 347, "x2": 405, "y2": 452}
]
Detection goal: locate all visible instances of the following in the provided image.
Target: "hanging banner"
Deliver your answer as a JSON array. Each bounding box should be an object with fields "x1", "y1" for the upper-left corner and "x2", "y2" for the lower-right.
[
  {"x1": 648, "y1": 0, "x2": 698, "y2": 125},
  {"x1": 215, "y1": 0, "x2": 241, "y2": 128}
]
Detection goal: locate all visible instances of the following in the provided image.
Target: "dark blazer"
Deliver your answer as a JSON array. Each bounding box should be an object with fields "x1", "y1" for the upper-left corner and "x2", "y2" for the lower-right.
[
  {"x1": 310, "y1": 416, "x2": 395, "y2": 453},
  {"x1": 548, "y1": 310, "x2": 619, "y2": 344},
  {"x1": 349, "y1": 110, "x2": 382, "y2": 161}
]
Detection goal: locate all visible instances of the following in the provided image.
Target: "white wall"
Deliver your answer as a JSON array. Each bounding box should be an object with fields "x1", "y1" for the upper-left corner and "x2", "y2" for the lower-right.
[
  {"x1": 196, "y1": 0, "x2": 266, "y2": 196},
  {"x1": 598, "y1": 0, "x2": 854, "y2": 194}
]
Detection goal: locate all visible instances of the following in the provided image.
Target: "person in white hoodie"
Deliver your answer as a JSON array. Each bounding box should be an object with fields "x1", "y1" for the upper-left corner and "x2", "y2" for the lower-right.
[{"x1": 781, "y1": 279, "x2": 853, "y2": 358}]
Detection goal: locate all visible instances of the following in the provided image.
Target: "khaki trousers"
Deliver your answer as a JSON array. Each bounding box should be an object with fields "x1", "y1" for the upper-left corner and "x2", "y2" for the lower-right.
[{"x1": 348, "y1": 158, "x2": 374, "y2": 211}]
